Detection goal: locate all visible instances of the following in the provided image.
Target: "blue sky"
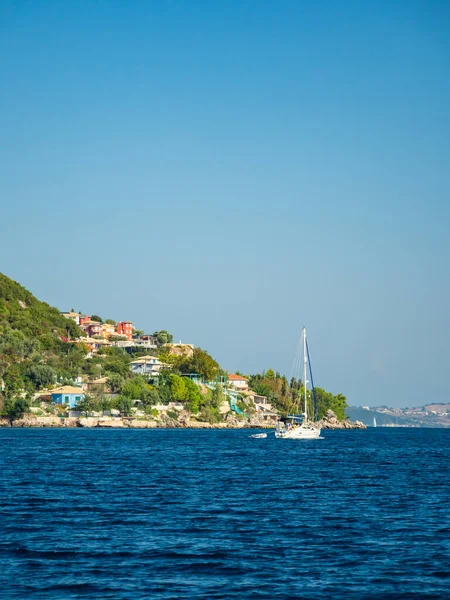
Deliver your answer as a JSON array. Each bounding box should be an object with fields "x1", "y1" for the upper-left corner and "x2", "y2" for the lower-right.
[{"x1": 1, "y1": 0, "x2": 449, "y2": 407}]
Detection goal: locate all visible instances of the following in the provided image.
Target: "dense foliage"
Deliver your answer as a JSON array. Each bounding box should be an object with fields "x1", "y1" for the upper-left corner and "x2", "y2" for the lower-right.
[
  {"x1": 0, "y1": 273, "x2": 84, "y2": 407},
  {"x1": 248, "y1": 370, "x2": 347, "y2": 420}
]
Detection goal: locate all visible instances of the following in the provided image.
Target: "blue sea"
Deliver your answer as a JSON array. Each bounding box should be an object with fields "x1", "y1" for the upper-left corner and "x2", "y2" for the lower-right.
[{"x1": 0, "y1": 428, "x2": 449, "y2": 599}]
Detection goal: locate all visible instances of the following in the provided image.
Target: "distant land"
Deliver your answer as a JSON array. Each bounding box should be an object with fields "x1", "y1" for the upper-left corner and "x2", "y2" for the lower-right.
[{"x1": 347, "y1": 404, "x2": 450, "y2": 428}]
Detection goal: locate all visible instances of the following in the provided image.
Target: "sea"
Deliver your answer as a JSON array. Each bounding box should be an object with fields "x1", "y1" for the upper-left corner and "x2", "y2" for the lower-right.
[{"x1": 0, "y1": 428, "x2": 449, "y2": 599}]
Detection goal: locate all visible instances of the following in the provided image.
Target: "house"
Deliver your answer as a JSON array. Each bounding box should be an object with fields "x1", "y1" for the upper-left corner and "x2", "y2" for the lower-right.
[
  {"x1": 130, "y1": 356, "x2": 167, "y2": 376},
  {"x1": 51, "y1": 386, "x2": 85, "y2": 409},
  {"x1": 117, "y1": 321, "x2": 133, "y2": 341},
  {"x1": 102, "y1": 323, "x2": 115, "y2": 339},
  {"x1": 61, "y1": 312, "x2": 80, "y2": 325},
  {"x1": 85, "y1": 377, "x2": 109, "y2": 394},
  {"x1": 86, "y1": 323, "x2": 103, "y2": 337},
  {"x1": 81, "y1": 337, "x2": 111, "y2": 356},
  {"x1": 79, "y1": 315, "x2": 91, "y2": 326},
  {"x1": 227, "y1": 373, "x2": 249, "y2": 391},
  {"x1": 138, "y1": 334, "x2": 158, "y2": 344}
]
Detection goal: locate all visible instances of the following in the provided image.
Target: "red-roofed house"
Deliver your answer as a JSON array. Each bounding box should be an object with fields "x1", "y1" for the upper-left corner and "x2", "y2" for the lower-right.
[{"x1": 227, "y1": 374, "x2": 249, "y2": 391}]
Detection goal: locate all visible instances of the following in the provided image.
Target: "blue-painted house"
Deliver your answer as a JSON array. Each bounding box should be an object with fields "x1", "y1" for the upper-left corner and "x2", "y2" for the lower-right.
[{"x1": 51, "y1": 386, "x2": 85, "y2": 409}]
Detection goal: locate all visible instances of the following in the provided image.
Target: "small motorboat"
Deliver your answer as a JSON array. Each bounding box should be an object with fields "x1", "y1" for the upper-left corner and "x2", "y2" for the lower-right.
[{"x1": 249, "y1": 433, "x2": 267, "y2": 439}]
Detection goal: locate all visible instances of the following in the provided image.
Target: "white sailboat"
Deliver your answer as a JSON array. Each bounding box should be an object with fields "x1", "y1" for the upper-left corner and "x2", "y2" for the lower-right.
[
  {"x1": 275, "y1": 327, "x2": 321, "y2": 440},
  {"x1": 373, "y1": 416, "x2": 377, "y2": 428}
]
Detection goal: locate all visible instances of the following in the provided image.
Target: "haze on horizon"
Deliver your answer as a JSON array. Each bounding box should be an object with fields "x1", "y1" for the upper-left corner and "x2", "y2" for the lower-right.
[{"x1": 1, "y1": 1, "x2": 449, "y2": 408}]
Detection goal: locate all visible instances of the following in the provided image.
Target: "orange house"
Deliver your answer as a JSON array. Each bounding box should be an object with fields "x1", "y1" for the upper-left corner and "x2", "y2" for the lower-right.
[{"x1": 117, "y1": 321, "x2": 133, "y2": 341}]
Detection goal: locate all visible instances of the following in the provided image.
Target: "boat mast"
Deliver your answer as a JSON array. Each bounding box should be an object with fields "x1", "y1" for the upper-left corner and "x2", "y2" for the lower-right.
[{"x1": 303, "y1": 327, "x2": 307, "y2": 420}]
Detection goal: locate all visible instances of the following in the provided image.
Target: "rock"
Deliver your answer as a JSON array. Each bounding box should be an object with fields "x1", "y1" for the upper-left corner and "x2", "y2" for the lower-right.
[
  {"x1": 316, "y1": 410, "x2": 367, "y2": 430},
  {"x1": 126, "y1": 420, "x2": 157, "y2": 428},
  {"x1": 97, "y1": 419, "x2": 125, "y2": 428},
  {"x1": 78, "y1": 417, "x2": 99, "y2": 428},
  {"x1": 12, "y1": 416, "x2": 63, "y2": 427}
]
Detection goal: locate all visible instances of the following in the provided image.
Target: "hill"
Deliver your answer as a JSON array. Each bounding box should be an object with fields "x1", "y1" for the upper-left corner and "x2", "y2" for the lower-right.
[
  {"x1": 0, "y1": 273, "x2": 80, "y2": 340},
  {"x1": 0, "y1": 272, "x2": 352, "y2": 427},
  {"x1": 0, "y1": 272, "x2": 83, "y2": 395},
  {"x1": 346, "y1": 405, "x2": 450, "y2": 428}
]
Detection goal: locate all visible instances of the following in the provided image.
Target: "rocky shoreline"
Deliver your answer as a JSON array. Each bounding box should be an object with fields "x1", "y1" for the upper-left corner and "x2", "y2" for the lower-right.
[
  {"x1": 316, "y1": 409, "x2": 366, "y2": 430},
  {"x1": 0, "y1": 409, "x2": 366, "y2": 430}
]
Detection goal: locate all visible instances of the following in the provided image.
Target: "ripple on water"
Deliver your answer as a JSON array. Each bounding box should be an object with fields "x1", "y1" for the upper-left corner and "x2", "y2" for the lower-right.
[{"x1": 0, "y1": 428, "x2": 449, "y2": 599}]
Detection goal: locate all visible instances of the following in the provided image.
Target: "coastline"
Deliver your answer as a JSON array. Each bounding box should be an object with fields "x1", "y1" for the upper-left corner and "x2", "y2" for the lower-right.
[{"x1": 0, "y1": 412, "x2": 367, "y2": 430}]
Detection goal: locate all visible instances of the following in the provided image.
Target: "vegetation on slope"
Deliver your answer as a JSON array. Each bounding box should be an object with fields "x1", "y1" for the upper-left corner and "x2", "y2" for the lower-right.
[
  {"x1": 249, "y1": 369, "x2": 347, "y2": 421},
  {"x1": 0, "y1": 272, "x2": 347, "y2": 424}
]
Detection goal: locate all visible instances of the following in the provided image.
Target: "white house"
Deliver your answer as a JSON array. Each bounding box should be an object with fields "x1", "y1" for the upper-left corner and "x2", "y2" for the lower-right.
[
  {"x1": 130, "y1": 356, "x2": 168, "y2": 376},
  {"x1": 61, "y1": 311, "x2": 80, "y2": 325},
  {"x1": 227, "y1": 373, "x2": 249, "y2": 391}
]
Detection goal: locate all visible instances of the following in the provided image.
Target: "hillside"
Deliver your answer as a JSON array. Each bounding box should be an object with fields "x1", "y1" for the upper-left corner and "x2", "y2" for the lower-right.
[
  {"x1": 0, "y1": 272, "x2": 351, "y2": 427},
  {"x1": 0, "y1": 272, "x2": 83, "y2": 395},
  {"x1": 0, "y1": 273, "x2": 80, "y2": 340}
]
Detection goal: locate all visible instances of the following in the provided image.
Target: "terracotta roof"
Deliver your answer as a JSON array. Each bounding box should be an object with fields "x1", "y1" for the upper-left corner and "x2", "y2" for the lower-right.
[
  {"x1": 228, "y1": 374, "x2": 248, "y2": 381},
  {"x1": 51, "y1": 386, "x2": 85, "y2": 395},
  {"x1": 88, "y1": 377, "x2": 109, "y2": 384}
]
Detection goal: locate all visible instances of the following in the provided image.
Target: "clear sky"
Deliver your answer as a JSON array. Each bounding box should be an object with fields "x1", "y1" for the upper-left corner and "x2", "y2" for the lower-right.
[{"x1": 1, "y1": 0, "x2": 449, "y2": 407}]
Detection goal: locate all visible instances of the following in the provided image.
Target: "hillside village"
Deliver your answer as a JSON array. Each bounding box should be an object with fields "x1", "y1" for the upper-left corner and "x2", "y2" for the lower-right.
[
  {"x1": 50, "y1": 310, "x2": 278, "y2": 424},
  {"x1": 35, "y1": 308, "x2": 280, "y2": 427},
  {"x1": 0, "y1": 272, "x2": 353, "y2": 428}
]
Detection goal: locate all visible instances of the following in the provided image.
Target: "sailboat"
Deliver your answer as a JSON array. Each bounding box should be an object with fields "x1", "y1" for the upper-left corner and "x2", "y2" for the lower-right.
[
  {"x1": 275, "y1": 327, "x2": 321, "y2": 440},
  {"x1": 373, "y1": 416, "x2": 377, "y2": 428}
]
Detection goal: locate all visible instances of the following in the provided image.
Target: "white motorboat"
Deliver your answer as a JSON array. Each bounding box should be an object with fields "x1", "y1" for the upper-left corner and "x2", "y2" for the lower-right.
[
  {"x1": 249, "y1": 433, "x2": 267, "y2": 439},
  {"x1": 275, "y1": 327, "x2": 321, "y2": 440}
]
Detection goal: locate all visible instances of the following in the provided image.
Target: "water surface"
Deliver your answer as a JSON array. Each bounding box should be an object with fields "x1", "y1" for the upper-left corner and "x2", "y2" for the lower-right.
[{"x1": 0, "y1": 428, "x2": 449, "y2": 599}]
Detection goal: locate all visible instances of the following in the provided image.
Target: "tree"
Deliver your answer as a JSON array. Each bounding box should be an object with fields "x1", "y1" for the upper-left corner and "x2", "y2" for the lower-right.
[
  {"x1": 178, "y1": 348, "x2": 220, "y2": 381},
  {"x1": 183, "y1": 378, "x2": 202, "y2": 413},
  {"x1": 97, "y1": 394, "x2": 113, "y2": 415},
  {"x1": 142, "y1": 387, "x2": 160, "y2": 409},
  {"x1": 168, "y1": 374, "x2": 187, "y2": 401},
  {"x1": 91, "y1": 315, "x2": 103, "y2": 323},
  {"x1": 102, "y1": 354, "x2": 131, "y2": 378},
  {"x1": 3, "y1": 365, "x2": 24, "y2": 393},
  {"x1": 250, "y1": 381, "x2": 272, "y2": 398},
  {"x1": 115, "y1": 395, "x2": 133, "y2": 416},
  {"x1": 75, "y1": 395, "x2": 99, "y2": 416},
  {"x1": 121, "y1": 377, "x2": 149, "y2": 401},
  {"x1": 314, "y1": 388, "x2": 347, "y2": 421},
  {"x1": 25, "y1": 365, "x2": 55, "y2": 390},
  {"x1": 153, "y1": 330, "x2": 173, "y2": 346},
  {"x1": 108, "y1": 373, "x2": 124, "y2": 394},
  {"x1": 104, "y1": 319, "x2": 116, "y2": 326},
  {"x1": 211, "y1": 385, "x2": 225, "y2": 410},
  {"x1": 1, "y1": 396, "x2": 30, "y2": 423},
  {"x1": 266, "y1": 368, "x2": 275, "y2": 380}
]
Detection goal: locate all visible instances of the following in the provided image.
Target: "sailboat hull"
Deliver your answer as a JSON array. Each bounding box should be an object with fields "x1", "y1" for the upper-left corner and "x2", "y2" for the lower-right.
[{"x1": 275, "y1": 424, "x2": 321, "y2": 439}]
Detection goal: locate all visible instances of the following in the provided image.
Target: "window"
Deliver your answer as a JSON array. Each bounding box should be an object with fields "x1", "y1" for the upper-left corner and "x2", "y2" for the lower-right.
[
  {"x1": 75, "y1": 396, "x2": 81, "y2": 403},
  {"x1": 64, "y1": 396, "x2": 69, "y2": 404}
]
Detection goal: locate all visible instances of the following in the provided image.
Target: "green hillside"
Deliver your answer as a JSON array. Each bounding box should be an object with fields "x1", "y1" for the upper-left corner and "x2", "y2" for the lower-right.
[
  {"x1": 0, "y1": 273, "x2": 80, "y2": 339},
  {"x1": 0, "y1": 272, "x2": 83, "y2": 396}
]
